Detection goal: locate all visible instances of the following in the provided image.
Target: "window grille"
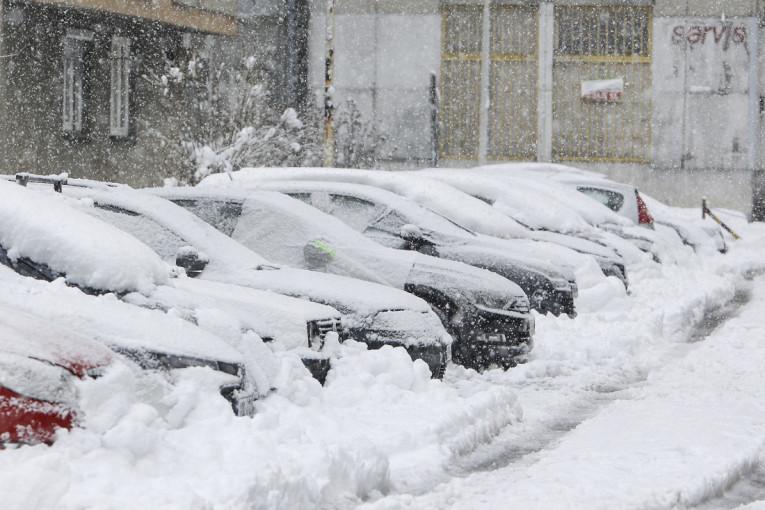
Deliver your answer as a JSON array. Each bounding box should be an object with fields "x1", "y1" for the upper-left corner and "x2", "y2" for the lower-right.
[{"x1": 110, "y1": 36, "x2": 131, "y2": 138}]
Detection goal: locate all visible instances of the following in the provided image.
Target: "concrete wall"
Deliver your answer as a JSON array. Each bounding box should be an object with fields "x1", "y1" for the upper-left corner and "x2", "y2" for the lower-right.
[
  {"x1": 304, "y1": 0, "x2": 765, "y2": 210},
  {"x1": 308, "y1": 0, "x2": 441, "y2": 165}
]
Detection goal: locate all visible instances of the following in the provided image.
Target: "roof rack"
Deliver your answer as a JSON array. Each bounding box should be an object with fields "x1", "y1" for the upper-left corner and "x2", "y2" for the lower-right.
[
  {"x1": 12, "y1": 172, "x2": 123, "y2": 192},
  {"x1": 15, "y1": 173, "x2": 68, "y2": 193}
]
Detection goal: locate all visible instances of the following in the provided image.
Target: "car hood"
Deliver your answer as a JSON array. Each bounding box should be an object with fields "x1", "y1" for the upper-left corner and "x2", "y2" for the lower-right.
[
  {"x1": 144, "y1": 276, "x2": 341, "y2": 351},
  {"x1": 408, "y1": 258, "x2": 529, "y2": 310},
  {"x1": 0, "y1": 303, "x2": 115, "y2": 377},
  {"x1": 203, "y1": 265, "x2": 434, "y2": 318},
  {"x1": 0, "y1": 265, "x2": 246, "y2": 367}
]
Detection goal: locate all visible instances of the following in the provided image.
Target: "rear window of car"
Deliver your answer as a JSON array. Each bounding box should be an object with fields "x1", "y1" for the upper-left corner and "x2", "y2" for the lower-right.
[
  {"x1": 172, "y1": 199, "x2": 243, "y2": 237},
  {"x1": 577, "y1": 187, "x2": 625, "y2": 212}
]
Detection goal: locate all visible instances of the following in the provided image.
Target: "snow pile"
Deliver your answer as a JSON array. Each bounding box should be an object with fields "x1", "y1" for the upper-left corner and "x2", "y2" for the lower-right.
[{"x1": 0, "y1": 335, "x2": 520, "y2": 509}]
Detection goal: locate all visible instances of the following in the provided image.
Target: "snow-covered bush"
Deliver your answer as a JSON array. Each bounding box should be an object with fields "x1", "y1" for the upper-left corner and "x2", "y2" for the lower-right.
[{"x1": 143, "y1": 48, "x2": 321, "y2": 185}]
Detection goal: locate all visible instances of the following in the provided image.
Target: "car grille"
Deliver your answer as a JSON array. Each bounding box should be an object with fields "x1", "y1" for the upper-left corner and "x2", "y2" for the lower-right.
[{"x1": 307, "y1": 318, "x2": 342, "y2": 348}]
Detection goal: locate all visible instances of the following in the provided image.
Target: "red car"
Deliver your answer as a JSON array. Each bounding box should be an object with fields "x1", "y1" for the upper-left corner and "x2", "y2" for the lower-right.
[{"x1": 0, "y1": 306, "x2": 115, "y2": 447}]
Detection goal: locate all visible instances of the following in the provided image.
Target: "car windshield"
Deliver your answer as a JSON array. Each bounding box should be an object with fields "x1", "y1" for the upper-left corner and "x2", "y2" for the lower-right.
[
  {"x1": 172, "y1": 199, "x2": 244, "y2": 237},
  {"x1": 93, "y1": 204, "x2": 191, "y2": 263},
  {"x1": 294, "y1": 190, "x2": 477, "y2": 244}
]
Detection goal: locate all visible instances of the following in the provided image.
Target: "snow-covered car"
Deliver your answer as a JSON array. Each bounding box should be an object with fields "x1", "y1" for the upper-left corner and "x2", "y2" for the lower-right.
[
  {"x1": 242, "y1": 180, "x2": 578, "y2": 318},
  {"x1": 527, "y1": 168, "x2": 728, "y2": 254},
  {"x1": 10, "y1": 175, "x2": 452, "y2": 379},
  {"x1": 0, "y1": 305, "x2": 116, "y2": 446},
  {"x1": 461, "y1": 164, "x2": 700, "y2": 263},
  {"x1": 0, "y1": 263, "x2": 261, "y2": 418},
  {"x1": 153, "y1": 186, "x2": 534, "y2": 371},
  {"x1": 200, "y1": 168, "x2": 628, "y2": 289},
  {"x1": 0, "y1": 179, "x2": 313, "y2": 397}
]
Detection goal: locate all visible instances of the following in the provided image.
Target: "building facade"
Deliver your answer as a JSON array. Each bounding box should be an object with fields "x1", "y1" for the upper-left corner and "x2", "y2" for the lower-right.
[
  {"x1": 0, "y1": 0, "x2": 237, "y2": 186},
  {"x1": 305, "y1": 0, "x2": 765, "y2": 209}
]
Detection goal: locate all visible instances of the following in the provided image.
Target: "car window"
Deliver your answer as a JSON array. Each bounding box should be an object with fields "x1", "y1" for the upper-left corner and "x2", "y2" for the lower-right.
[
  {"x1": 368, "y1": 209, "x2": 410, "y2": 235},
  {"x1": 326, "y1": 195, "x2": 381, "y2": 232},
  {"x1": 172, "y1": 199, "x2": 243, "y2": 237},
  {"x1": 577, "y1": 187, "x2": 625, "y2": 212},
  {"x1": 93, "y1": 204, "x2": 189, "y2": 262}
]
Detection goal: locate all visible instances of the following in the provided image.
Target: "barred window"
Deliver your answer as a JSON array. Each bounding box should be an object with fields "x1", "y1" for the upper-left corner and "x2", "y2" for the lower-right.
[
  {"x1": 110, "y1": 36, "x2": 131, "y2": 138},
  {"x1": 555, "y1": 7, "x2": 650, "y2": 57}
]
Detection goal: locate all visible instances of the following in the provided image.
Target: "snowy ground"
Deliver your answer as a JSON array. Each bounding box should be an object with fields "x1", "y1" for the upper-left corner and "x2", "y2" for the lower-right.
[{"x1": 3, "y1": 209, "x2": 765, "y2": 510}]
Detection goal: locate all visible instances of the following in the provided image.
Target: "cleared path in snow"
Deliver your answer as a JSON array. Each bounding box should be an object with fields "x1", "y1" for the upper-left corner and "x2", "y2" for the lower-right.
[{"x1": 361, "y1": 252, "x2": 765, "y2": 509}]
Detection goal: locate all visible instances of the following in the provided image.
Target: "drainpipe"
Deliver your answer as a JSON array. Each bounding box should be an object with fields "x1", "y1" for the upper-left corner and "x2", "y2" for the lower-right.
[
  {"x1": 749, "y1": 17, "x2": 764, "y2": 220},
  {"x1": 322, "y1": 0, "x2": 336, "y2": 168}
]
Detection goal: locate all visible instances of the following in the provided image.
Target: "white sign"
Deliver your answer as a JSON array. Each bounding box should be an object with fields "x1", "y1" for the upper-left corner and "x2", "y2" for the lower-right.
[{"x1": 581, "y1": 77, "x2": 624, "y2": 101}]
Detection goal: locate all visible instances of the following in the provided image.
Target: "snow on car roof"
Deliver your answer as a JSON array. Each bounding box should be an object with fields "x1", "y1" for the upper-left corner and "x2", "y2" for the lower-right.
[
  {"x1": 199, "y1": 167, "x2": 532, "y2": 240},
  {"x1": 464, "y1": 165, "x2": 632, "y2": 227},
  {"x1": 250, "y1": 180, "x2": 477, "y2": 236},
  {"x1": 0, "y1": 180, "x2": 169, "y2": 294},
  {"x1": 0, "y1": 265, "x2": 246, "y2": 365},
  {"x1": 413, "y1": 169, "x2": 596, "y2": 232},
  {"x1": 0, "y1": 302, "x2": 114, "y2": 377},
  {"x1": 57, "y1": 184, "x2": 275, "y2": 271}
]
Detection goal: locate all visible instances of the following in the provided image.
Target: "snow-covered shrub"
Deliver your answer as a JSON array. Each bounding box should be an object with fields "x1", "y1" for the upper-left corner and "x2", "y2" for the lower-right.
[{"x1": 143, "y1": 48, "x2": 320, "y2": 185}]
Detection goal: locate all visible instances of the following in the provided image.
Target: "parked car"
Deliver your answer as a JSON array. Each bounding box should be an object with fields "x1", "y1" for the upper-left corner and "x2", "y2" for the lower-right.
[
  {"x1": 0, "y1": 305, "x2": 116, "y2": 446},
  {"x1": 242, "y1": 180, "x2": 578, "y2": 318},
  {"x1": 464, "y1": 164, "x2": 699, "y2": 262},
  {"x1": 0, "y1": 263, "x2": 262, "y2": 418},
  {"x1": 0, "y1": 179, "x2": 303, "y2": 398},
  {"x1": 151, "y1": 186, "x2": 535, "y2": 371},
  {"x1": 534, "y1": 168, "x2": 728, "y2": 254},
  {"x1": 10, "y1": 175, "x2": 452, "y2": 379},
  {"x1": 200, "y1": 168, "x2": 629, "y2": 288}
]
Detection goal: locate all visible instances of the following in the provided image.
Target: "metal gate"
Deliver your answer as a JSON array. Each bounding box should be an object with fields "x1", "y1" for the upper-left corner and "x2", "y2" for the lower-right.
[
  {"x1": 488, "y1": 6, "x2": 537, "y2": 159},
  {"x1": 552, "y1": 7, "x2": 652, "y2": 162},
  {"x1": 441, "y1": 5, "x2": 538, "y2": 160},
  {"x1": 441, "y1": 5, "x2": 482, "y2": 159}
]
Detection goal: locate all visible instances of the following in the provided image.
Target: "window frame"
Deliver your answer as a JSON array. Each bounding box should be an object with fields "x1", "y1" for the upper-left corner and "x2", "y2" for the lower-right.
[
  {"x1": 110, "y1": 35, "x2": 132, "y2": 139},
  {"x1": 61, "y1": 29, "x2": 93, "y2": 138}
]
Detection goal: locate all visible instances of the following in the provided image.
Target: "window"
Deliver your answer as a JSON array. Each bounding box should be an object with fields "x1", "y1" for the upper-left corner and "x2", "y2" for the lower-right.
[
  {"x1": 577, "y1": 187, "x2": 625, "y2": 213},
  {"x1": 62, "y1": 30, "x2": 93, "y2": 136},
  {"x1": 326, "y1": 195, "x2": 380, "y2": 232},
  {"x1": 110, "y1": 36, "x2": 131, "y2": 138},
  {"x1": 172, "y1": 199, "x2": 243, "y2": 237},
  {"x1": 94, "y1": 205, "x2": 189, "y2": 262}
]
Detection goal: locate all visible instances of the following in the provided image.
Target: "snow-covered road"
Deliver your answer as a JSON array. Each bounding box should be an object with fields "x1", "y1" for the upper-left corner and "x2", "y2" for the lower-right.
[
  {"x1": 362, "y1": 217, "x2": 765, "y2": 510},
  {"x1": 4, "y1": 212, "x2": 765, "y2": 510}
]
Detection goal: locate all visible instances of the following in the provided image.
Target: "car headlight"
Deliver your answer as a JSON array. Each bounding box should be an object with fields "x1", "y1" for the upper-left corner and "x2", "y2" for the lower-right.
[
  {"x1": 551, "y1": 278, "x2": 571, "y2": 291},
  {"x1": 473, "y1": 293, "x2": 529, "y2": 313},
  {"x1": 530, "y1": 288, "x2": 549, "y2": 308}
]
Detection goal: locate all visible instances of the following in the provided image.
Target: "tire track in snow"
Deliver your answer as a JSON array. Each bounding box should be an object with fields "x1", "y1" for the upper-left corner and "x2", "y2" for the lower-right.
[{"x1": 450, "y1": 280, "x2": 753, "y2": 479}]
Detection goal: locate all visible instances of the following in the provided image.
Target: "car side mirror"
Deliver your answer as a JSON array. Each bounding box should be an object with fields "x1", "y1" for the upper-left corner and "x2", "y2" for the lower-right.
[
  {"x1": 400, "y1": 224, "x2": 424, "y2": 244},
  {"x1": 304, "y1": 240, "x2": 335, "y2": 271},
  {"x1": 400, "y1": 224, "x2": 438, "y2": 256},
  {"x1": 176, "y1": 246, "x2": 208, "y2": 277}
]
